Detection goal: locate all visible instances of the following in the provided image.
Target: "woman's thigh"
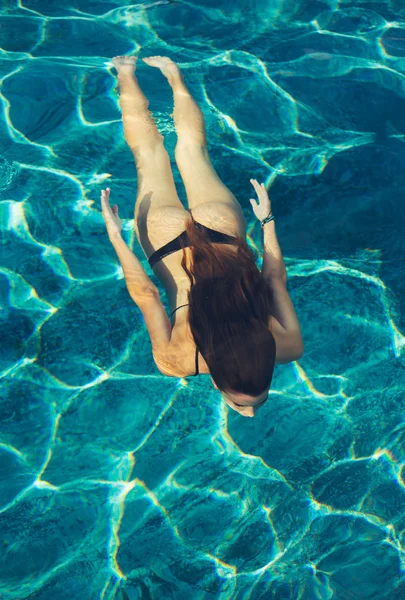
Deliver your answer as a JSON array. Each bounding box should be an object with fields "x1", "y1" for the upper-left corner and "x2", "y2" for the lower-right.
[
  {"x1": 174, "y1": 143, "x2": 247, "y2": 237},
  {"x1": 133, "y1": 144, "x2": 190, "y2": 258}
]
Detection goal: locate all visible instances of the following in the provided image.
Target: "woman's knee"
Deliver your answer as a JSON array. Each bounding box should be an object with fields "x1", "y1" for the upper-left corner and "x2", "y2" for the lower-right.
[
  {"x1": 130, "y1": 134, "x2": 166, "y2": 161},
  {"x1": 174, "y1": 139, "x2": 208, "y2": 161}
]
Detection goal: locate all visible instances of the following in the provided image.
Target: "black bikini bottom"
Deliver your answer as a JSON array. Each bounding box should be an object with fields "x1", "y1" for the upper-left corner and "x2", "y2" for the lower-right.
[{"x1": 148, "y1": 222, "x2": 237, "y2": 268}]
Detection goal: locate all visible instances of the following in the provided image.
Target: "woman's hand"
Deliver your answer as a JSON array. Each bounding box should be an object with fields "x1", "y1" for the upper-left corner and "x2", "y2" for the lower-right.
[
  {"x1": 101, "y1": 188, "x2": 122, "y2": 239},
  {"x1": 249, "y1": 179, "x2": 272, "y2": 222}
]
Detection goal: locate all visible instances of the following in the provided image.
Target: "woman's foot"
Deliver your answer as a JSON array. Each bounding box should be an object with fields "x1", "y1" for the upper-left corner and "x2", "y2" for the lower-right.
[
  {"x1": 142, "y1": 56, "x2": 181, "y2": 80},
  {"x1": 112, "y1": 55, "x2": 138, "y2": 77}
]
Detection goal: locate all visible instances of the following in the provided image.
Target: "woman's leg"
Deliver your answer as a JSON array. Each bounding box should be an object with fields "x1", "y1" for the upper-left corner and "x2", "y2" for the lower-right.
[
  {"x1": 113, "y1": 56, "x2": 189, "y2": 258},
  {"x1": 142, "y1": 56, "x2": 246, "y2": 237}
]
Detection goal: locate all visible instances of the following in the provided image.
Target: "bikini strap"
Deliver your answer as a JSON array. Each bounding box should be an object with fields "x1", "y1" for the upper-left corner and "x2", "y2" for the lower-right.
[
  {"x1": 170, "y1": 303, "x2": 189, "y2": 318},
  {"x1": 170, "y1": 303, "x2": 199, "y2": 375},
  {"x1": 195, "y1": 346, "x2": 199, "y2": 376}
]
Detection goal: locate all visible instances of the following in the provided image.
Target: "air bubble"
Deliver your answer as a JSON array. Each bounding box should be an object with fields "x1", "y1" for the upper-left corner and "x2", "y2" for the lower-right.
[{"x1": 0, "y1": 156, "x2": 20, "y2": 191}]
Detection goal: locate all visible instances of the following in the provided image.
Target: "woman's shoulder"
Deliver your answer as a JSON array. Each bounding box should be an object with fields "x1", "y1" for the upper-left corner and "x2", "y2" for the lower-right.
[
  {"x1": 164, "y1": 324, "x2": 210, "y2": 377},
  {"x1": 154, "y1": 326, "x2": 194, "y2": 377}
]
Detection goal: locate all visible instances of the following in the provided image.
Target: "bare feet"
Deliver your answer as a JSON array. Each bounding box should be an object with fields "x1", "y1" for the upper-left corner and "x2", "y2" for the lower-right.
[
  {"x1": 112, "y1": 55, "x2": 138, "y2": 77},
  {"x1": 142, "y1": 56, "x2": 181, "y2": 80}
]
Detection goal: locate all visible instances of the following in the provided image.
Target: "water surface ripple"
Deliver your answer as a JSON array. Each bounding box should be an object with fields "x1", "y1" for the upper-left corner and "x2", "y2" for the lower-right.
[{"x1": 1, "y1": 1, "x2": 405, "y2": 598}]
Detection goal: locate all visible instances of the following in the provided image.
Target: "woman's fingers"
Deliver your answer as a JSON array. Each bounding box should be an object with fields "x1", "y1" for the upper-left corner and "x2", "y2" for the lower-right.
[
  {"x1": 250, "y1": 179, "x2": 259, "y2": 194},
  {"x1": 250, "y1": 178, "x2": 267, "y2": 200},
  {"x1": 101, "y1": 188, "x2": 112, "y2": 208},
  {"x1": 250, "y1": 178, "x2": 263, "y2": 189},
  {"x1": 101, "y1": 188, "x2": 117, "y2": 226}
]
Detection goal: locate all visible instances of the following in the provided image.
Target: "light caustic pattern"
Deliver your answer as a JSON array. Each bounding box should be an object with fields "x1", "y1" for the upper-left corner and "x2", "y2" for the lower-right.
[{"x1": 1, "y1": 0, "x2": 405, "y2": 598}]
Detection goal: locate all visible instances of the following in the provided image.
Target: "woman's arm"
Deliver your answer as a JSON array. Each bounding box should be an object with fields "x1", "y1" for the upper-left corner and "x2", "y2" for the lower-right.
[
  {"x1": 101, "y1": 188, "x2": 158, "y2": 302},
  {"x1": 250, "y1": 179, "x2": 299, "y2": 332},
  {"x1": 100, "y1": 188, "x2": 174, "y2": 375},
  {"x1": 249, "y1": 179, "x2": 286, "y2": 282},
  {"x1": 267, "y1": 278, "x2": 304, "y2": 362},
  {"x1": 261, "y1": 219, "x2": 287, "y2": 283},
  {"x1": 262, "y1": 222, "x2": 303, "y2": 360},
  {"x1": 109, "y1": 232, "x2": 158, "y2": 302},
  {"x1": 251, "y1": 190, "x2": 302, "y2": 361}
]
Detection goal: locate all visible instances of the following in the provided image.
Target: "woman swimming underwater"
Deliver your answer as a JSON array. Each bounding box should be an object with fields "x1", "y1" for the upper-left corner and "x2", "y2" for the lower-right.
[{"x1": 101, "y1": 55, "x2": 303, "y2": 417}]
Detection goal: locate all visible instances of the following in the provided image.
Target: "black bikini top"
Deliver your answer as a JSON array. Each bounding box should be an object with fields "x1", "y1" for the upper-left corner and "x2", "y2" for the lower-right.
[{"x1": 170, "y1": 303, "x2": 199, "y2": 376}]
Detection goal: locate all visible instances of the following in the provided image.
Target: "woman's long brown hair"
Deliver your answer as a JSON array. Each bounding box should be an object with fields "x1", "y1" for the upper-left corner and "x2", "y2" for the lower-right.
[{"x1": 180, "y1": 213, "x2": 276, "y2": 396}]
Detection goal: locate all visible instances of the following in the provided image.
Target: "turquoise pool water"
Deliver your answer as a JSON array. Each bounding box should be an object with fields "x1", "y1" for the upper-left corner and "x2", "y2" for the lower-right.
[{"x1": 1, "y1": 1, "x2": 405, "y2": 598}]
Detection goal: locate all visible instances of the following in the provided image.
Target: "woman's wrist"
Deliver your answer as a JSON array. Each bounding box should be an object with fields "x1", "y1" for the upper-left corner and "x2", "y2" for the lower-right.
[
  {"x1": 260, "y1": 212, "x2": 274, "y2": 227},
  {"x1": 262, "y1": 217, "x2": 274, "y2": 225},
  {"x1": 108, "y1": 230, "x2": 123, "y2": 245}
]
